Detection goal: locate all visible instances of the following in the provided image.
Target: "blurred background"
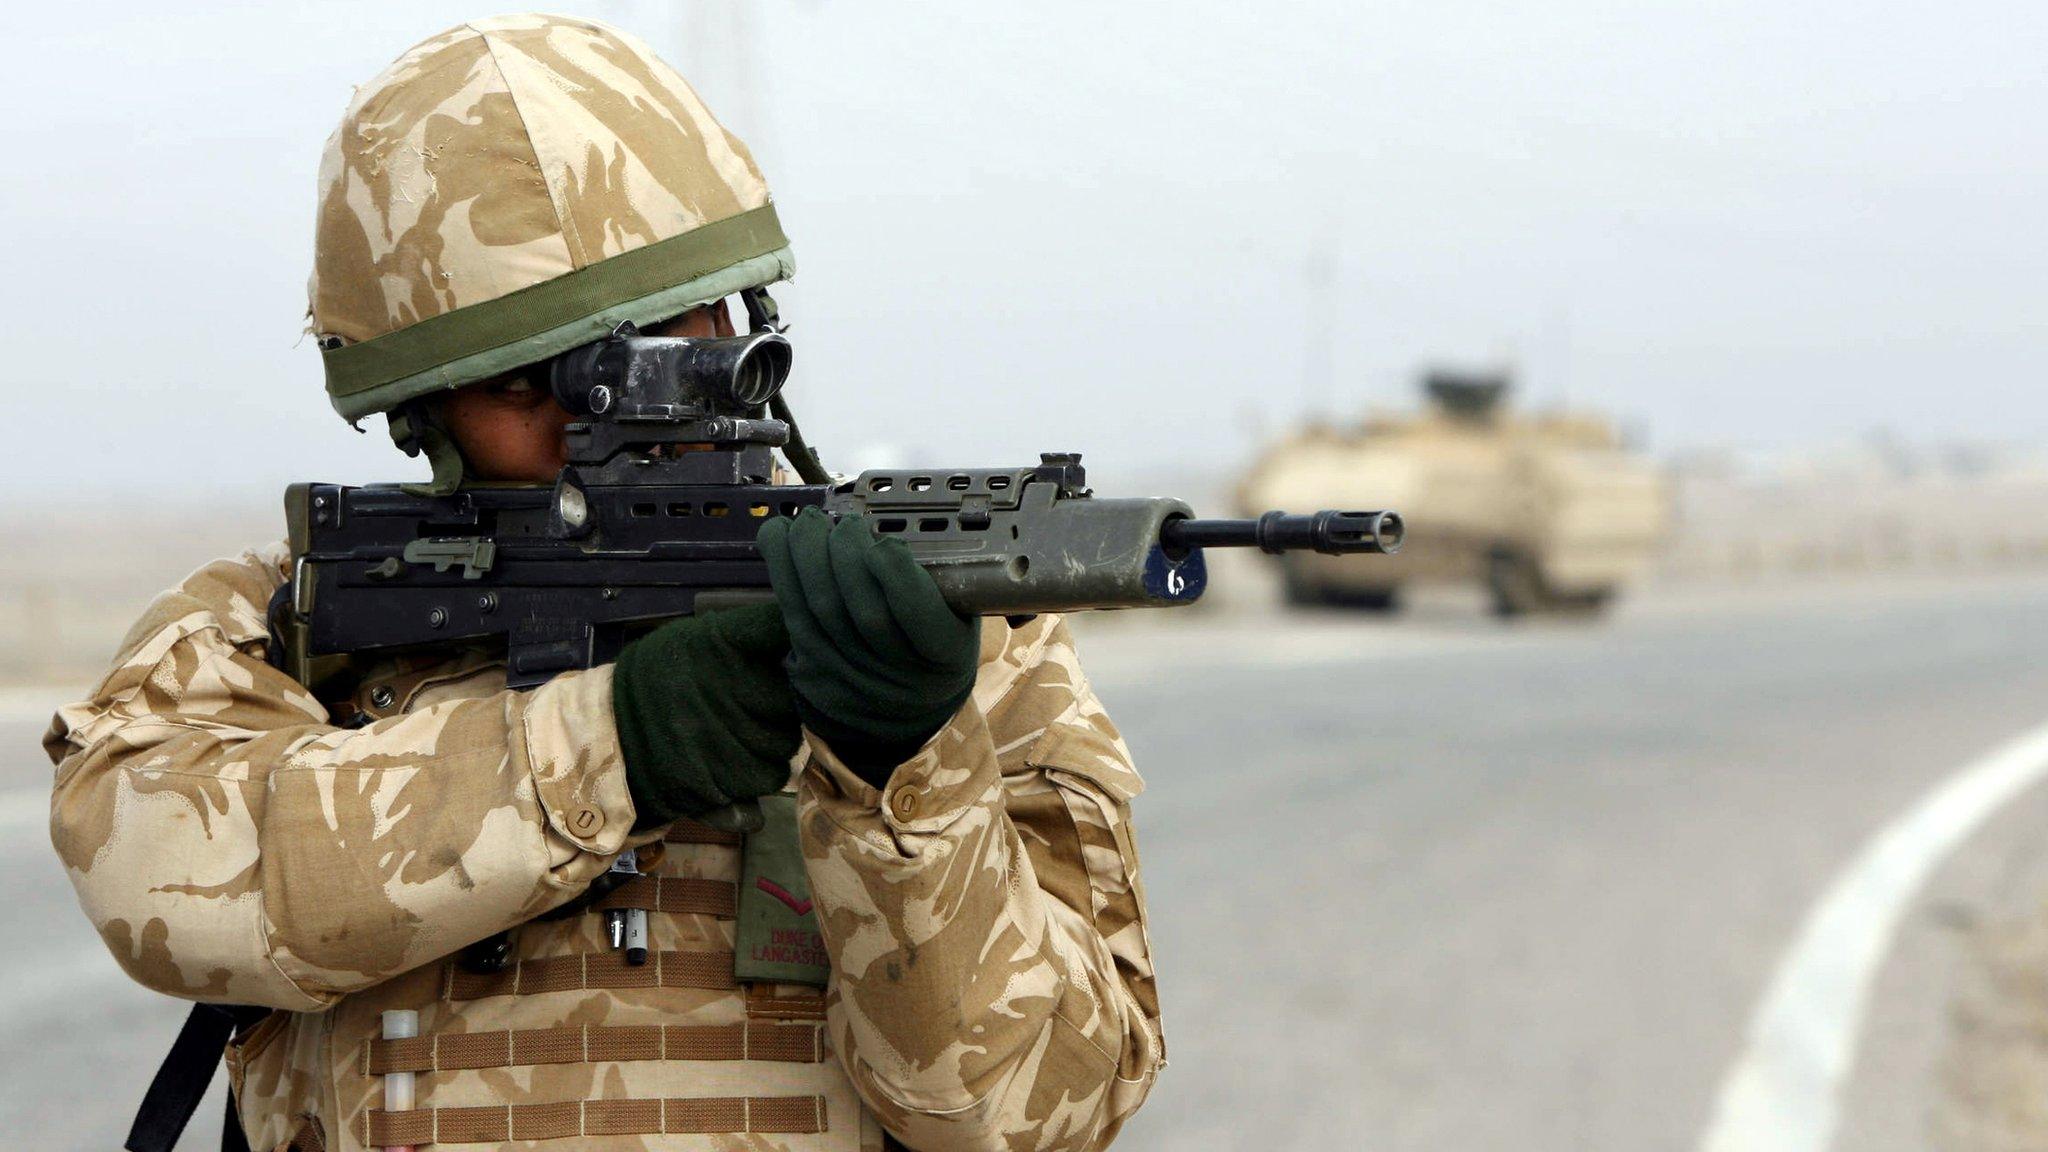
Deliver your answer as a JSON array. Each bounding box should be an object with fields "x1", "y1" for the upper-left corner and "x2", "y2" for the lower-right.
[{"x1": 4, "y1": 1, "x2": 2047, "y2": 1149}]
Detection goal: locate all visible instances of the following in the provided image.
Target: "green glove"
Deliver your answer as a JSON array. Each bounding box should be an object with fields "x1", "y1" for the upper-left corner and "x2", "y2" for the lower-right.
[
  {"x1": 756, "y1": 507, "x2": 980, "y2": 786},
  {"x1": 611, "y1": 602, "x2": 801, "y2": 830}
]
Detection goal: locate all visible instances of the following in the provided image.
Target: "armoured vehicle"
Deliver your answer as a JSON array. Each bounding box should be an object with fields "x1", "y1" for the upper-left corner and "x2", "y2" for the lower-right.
[{"x1": 1236, "y1": 369, "x2": 1668, "y2": 615}]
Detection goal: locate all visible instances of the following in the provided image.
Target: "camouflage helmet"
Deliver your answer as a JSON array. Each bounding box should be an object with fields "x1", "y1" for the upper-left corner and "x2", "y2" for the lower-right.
[{"x1": 308, "y1": 14, "x2": 793, "y2": 423}]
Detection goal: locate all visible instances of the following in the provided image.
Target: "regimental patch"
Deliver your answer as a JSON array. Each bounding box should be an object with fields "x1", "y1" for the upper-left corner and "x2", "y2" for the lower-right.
[{"x1": 734, "y1": 793, "x2": 831, "y2": 986}]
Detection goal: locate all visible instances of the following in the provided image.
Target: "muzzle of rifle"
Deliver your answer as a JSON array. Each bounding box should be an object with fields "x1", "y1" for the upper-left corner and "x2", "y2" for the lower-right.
[{"x1": 1160, "y1": 510, "x2": 1404, "y2": 556}]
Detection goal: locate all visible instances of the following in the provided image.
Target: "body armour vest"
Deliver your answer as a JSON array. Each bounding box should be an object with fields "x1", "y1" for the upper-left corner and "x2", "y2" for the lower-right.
[{"x1": 227, "y1": 656, "x2": 884, "y2": 1152}]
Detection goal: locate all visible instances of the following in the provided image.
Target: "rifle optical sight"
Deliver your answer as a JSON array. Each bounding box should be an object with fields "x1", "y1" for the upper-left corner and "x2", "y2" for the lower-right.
[{"x1": 548, "y1": 323, "x2": 793, "y2": 417}]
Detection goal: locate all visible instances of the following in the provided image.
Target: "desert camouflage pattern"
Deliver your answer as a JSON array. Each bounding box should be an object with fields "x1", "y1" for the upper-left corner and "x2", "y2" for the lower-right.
[
  {"x1": 47, "y1": 547, "x2": 1162, "y2": 1151},
  {"x1": 1235, "y1": 372, "x2": 1668, "y2": 612},
  {"x1": 309, "y1": 14, "x2": 775, "y2": 348},
  {"x1": 801, "y1": 619, "x2": 1164, "y2": 1151}
]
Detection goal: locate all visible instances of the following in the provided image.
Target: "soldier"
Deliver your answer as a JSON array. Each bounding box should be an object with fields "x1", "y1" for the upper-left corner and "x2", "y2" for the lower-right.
[{"x1": 46, "y1": 15, "x2": 1161, "y2": 1152}]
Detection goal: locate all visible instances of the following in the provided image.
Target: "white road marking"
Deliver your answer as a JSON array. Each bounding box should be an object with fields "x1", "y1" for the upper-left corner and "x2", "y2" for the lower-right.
[{"x1": 1699, "y1": 716, "x2": 2048, "y2": 1152}]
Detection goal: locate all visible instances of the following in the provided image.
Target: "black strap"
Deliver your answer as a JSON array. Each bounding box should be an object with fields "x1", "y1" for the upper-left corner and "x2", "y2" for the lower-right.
[
  {"x1": 126, "y1": 1001, "x2": 266, "y2": 1152},
  {"x1": 223, "y1": 1084, "x2": 252, "y2": 1152},
  {"x1": 741, "y1": 285, "x2": 831, "y2": 486}
]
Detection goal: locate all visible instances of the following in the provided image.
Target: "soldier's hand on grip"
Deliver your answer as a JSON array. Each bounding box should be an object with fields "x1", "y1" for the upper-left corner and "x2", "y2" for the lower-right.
[
  {"x1": 757, "y1": 507, "x2": 979, "y2": 786},
  {"x1": 611, "y1": 603, "x2": 802, "y2": 830}
]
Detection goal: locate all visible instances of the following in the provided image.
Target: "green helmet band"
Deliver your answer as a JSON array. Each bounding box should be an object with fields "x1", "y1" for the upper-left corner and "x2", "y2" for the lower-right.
[{"x1": 323, "y1": 204, "x2": 793, "y2": 423}]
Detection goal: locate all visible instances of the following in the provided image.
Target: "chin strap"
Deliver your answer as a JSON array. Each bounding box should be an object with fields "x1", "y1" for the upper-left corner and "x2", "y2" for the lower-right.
[
  {"x1": 388, "y1": 401, "x2": 468, "y2": 495},
  {"x1": 742, "y1": 287, "x2": 832, "y2": 486}
]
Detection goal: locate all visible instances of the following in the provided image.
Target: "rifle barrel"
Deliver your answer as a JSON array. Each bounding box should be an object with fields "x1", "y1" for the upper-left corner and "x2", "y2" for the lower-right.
[{"x1": 1161, "y1": 510, "x2": 1403, "y2": 556}]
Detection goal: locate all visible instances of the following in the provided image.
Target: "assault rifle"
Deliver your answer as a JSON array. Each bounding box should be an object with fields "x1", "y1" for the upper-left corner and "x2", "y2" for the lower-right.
[{"x1": 270, "y1": 316, "x2": 1401, "y2": 695}]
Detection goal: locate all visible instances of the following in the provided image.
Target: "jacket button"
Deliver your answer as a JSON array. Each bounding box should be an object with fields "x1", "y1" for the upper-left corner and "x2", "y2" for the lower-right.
[
  {"x1": 890, "y1": 788, "x2": 921, "y2": 821},
  {"x1": 570, "y1": 805, "x2": 604, "y2": 836}
]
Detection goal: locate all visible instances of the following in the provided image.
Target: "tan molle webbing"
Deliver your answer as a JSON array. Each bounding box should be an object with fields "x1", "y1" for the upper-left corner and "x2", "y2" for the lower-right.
[
  {"x1": 285, "y1": 1115, "x2": 326, "y2": 1151},
  {"x1": 745, "y1": 982, "x2": 829, "y2": 1021},
  {"x1": 664, "y1": 819, "x2": 743, "y2": 847},
  {"x1": 593, "y1": 874, "x2": 737, "y2": 918},
  {"x1": 366, "y1": 1021, "x2": 825, "y2": 1074},
  {"x1": 361, "y1": 1094, "x2": 826, "y2": 1145},
  {"x1": 446, "y1": 950, "x2": 735, "y2": 1000}
]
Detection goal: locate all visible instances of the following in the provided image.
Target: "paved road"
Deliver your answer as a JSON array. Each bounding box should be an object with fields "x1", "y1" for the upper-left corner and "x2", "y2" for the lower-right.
[{"x1": 8, "y1": 573, "x2": 2048, "y2": 1150}]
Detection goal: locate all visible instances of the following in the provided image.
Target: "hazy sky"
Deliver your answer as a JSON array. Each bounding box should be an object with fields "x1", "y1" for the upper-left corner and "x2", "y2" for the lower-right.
[{"x1": 3, "y1": 1, "x2": 2041, "y2": 501}]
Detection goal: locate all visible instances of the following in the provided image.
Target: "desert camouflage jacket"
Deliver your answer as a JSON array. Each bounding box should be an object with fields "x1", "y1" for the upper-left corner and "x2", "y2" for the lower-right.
[{"x1": 46, "y1": 543, "x2": 1163, "y2": 1151}]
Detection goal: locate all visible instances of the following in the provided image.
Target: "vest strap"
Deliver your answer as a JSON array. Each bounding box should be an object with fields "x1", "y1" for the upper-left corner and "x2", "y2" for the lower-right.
[
  {"x1": 664, "y1": 818, "x2": 744, "y2": 847},
  {"x1": 445, "y1": 948, "x2": 737, "y2": 1000},
  {"x1": 365, "y1": 1020, "x2": 824, "y2": 1074},
  {"x1": 593, "y1": 874, "x2": 737, "y2": 918},
  {"x1": 362, "y1": 1093, "x2": 826, "y2": 1145},
  {"x1": 125, "y1": 1001, "x2": 268, "y2": 1152}
]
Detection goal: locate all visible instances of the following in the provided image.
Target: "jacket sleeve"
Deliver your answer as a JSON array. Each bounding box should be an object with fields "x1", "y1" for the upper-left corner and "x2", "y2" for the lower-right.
[
  {"x1": 797, "y1": 614, "x2": 1164, "y2": 1152},
  {"x1": 44, "y1": 544, "x2": 637, "y2": 1011}
]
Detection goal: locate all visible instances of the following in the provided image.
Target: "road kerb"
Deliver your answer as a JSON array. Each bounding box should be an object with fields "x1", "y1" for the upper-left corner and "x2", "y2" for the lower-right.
[{"x1": 1698, "y1": 717, "x2": 2048, "y2": 1152}]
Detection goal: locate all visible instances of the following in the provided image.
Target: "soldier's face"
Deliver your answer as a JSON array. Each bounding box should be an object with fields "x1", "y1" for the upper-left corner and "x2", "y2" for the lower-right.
[{"x1": 439, "y1": 301, "x2": 738, "y2": 482}]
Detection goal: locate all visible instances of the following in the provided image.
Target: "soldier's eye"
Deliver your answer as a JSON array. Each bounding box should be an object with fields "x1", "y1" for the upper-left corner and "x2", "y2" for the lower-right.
[{"x1": 487, "y1": 376, "x2": 539, "y2": 398}]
